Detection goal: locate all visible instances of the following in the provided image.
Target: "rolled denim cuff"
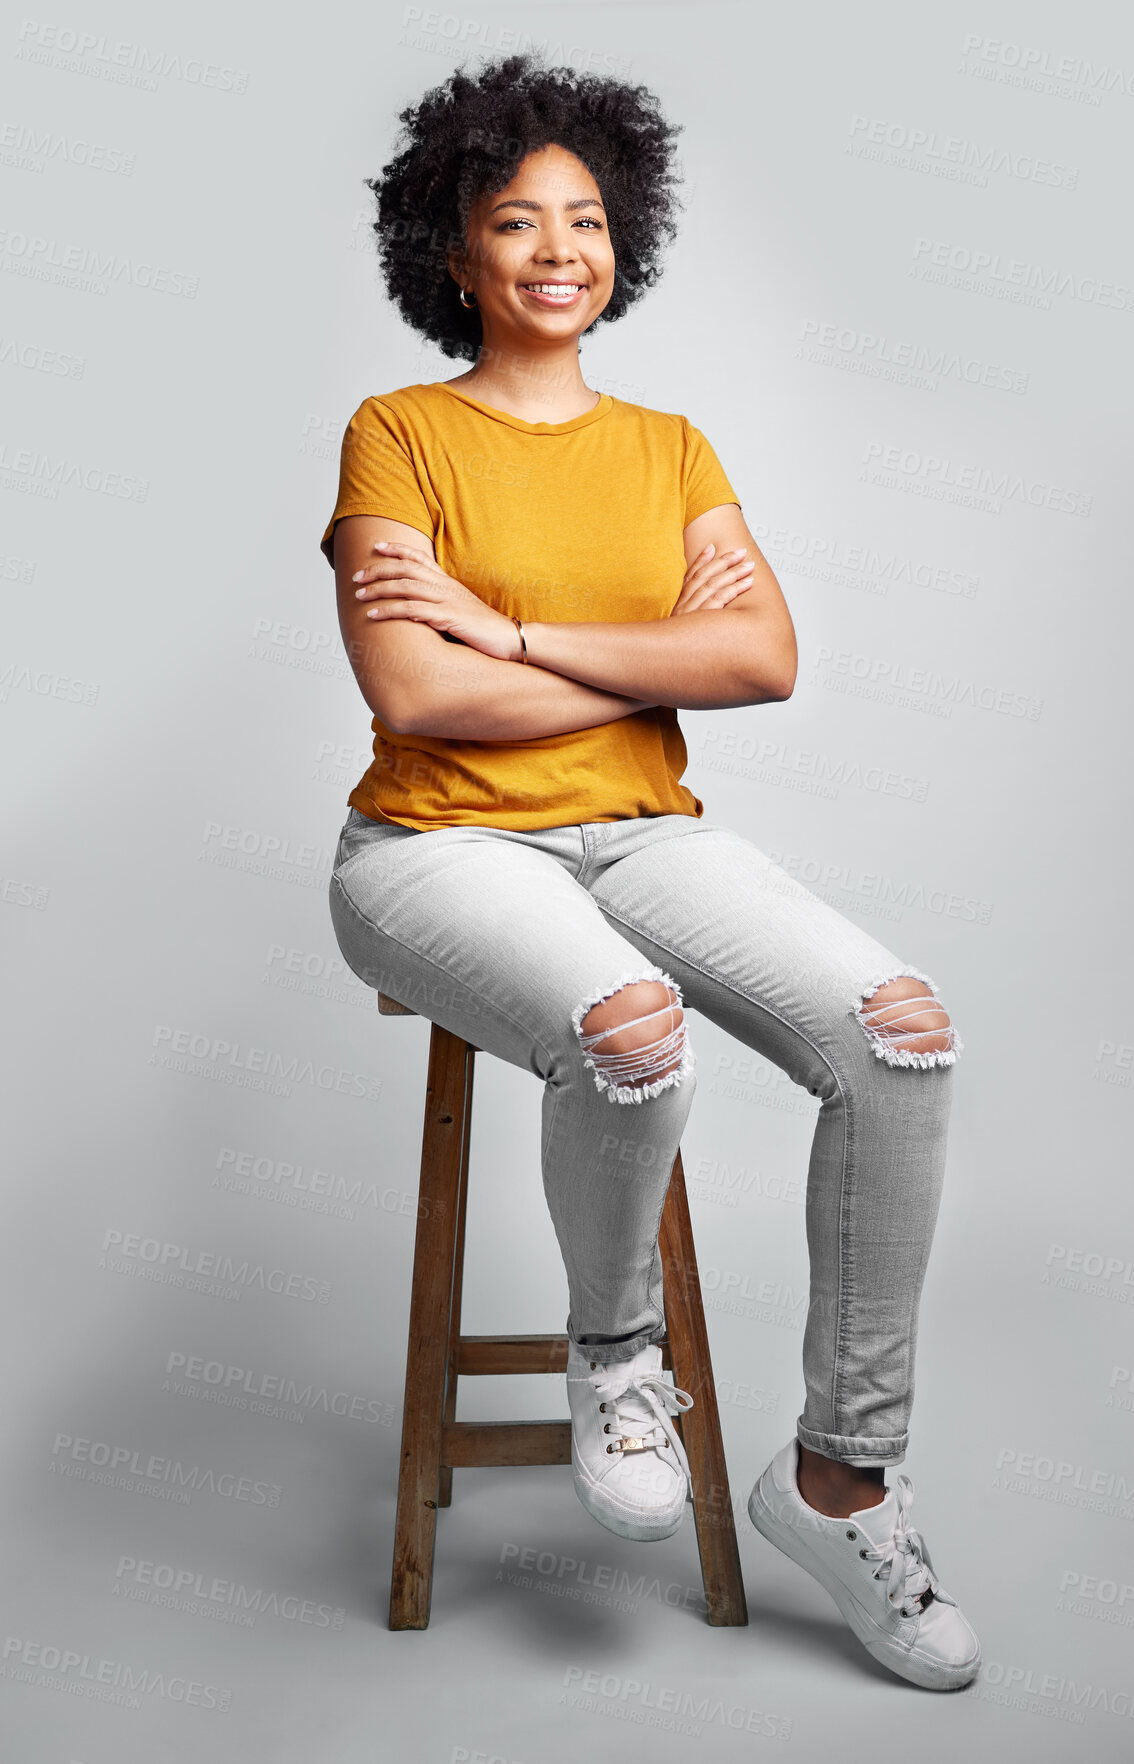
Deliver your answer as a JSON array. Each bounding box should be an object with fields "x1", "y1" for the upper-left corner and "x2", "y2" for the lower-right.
[
  {"x1": 569, "y1": 1324, "x2": 667, "y2": 1365},
  {"x1": 796, "y1": 1419, "x2": 908, "y2": 1468}
]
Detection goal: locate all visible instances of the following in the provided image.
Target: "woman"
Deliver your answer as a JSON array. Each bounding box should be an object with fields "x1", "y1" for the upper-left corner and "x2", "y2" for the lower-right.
[{"x1": 321, "y1": 54, "x2": 979, "y2": 1692}]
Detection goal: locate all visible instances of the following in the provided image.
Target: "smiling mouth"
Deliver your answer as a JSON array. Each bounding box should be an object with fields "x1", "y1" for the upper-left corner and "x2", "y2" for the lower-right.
[{"x1": 519, "y1": 282, "x2": 586, "y2": 301}]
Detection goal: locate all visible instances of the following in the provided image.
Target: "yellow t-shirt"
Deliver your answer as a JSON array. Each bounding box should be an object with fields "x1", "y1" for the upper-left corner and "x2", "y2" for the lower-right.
[{"x1": 320, "y1": 381, "x2": 740, "y2": 830}]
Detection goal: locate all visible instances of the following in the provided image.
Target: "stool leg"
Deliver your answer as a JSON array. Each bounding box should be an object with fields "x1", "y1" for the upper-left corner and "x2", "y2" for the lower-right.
[
  {"x1": 437, "y1": 1048, "x2": 474, "y2": 1509},
  {"x1": 389, "y1": 1025, "x2": 475, "y2": 1630},
  {"x1": 659, "y1": 1150, "x2": 749, "y2": 1627}
]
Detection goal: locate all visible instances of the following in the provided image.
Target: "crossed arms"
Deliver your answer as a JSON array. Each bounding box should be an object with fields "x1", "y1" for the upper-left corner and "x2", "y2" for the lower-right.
[{"x1": 331, "y1": 505, "x2": 797, "y2": 741}]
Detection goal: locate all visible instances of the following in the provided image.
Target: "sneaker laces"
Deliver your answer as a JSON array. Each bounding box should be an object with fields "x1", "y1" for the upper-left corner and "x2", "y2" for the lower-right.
[
  {"x1": 861, "y1": 1474, "x2": 957, "y2": 1617},
  {"x1": 593, "y1": 1367, "x2": 694, "y2": 1488}
]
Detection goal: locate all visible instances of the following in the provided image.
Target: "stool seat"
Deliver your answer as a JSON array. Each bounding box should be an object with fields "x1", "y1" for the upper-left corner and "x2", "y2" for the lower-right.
[
  {"x1": 376, "y1": 989, "x2": 748, "y2": 1629},
  {"x1": 377, "y1": 992, "x2": 416, "y2": 1016}
]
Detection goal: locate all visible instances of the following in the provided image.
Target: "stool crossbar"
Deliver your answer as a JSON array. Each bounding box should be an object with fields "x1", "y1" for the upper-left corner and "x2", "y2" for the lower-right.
[{"x1": 377, "y1": 989, "x2": 748, "y2": 1631}]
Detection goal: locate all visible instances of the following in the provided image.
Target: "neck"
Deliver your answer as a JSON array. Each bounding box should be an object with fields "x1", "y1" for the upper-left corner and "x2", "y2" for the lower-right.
[{"x1": 452, "y1": 335, "x2": 598, "y2": 423}]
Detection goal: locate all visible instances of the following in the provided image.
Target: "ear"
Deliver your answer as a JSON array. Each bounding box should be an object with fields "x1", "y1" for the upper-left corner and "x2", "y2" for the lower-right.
[{"x1": 445, "y1": 248, "x2": 468, "y2": 289}]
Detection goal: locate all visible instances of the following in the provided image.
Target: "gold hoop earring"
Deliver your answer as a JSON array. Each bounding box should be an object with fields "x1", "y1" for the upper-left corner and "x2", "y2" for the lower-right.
[{"x1": 458, "y1": 286, "x2": 478, "y2": 309}]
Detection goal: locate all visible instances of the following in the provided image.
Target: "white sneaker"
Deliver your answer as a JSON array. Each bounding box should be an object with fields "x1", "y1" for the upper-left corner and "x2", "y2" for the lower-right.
[
  {"x1": 748, "y1": 1439, "x2": 981, "y2": 1690},
  {"x1": 566, "y1": 1341, "x2": 693, "y2": 1541}
]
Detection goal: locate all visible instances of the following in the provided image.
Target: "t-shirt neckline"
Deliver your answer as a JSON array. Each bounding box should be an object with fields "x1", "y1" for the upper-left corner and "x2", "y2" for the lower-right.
[{"x1": 430, "y1": 380, "x2": 613, "y2": 434}]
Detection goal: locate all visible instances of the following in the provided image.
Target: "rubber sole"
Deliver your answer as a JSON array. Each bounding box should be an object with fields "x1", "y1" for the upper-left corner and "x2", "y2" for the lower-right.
[
  {"x1": 572, "y1": 1453, "x2": 687, "y2": 1542},
  {"x1": 748, "y1": 1478, "x2": 980, "y2": 1691}
]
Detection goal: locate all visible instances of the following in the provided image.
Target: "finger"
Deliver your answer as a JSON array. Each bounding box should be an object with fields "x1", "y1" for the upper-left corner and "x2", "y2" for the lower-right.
[
  {"x1": 673, "y1": 575, "x2": 753, "y2": 616},
  {"x1": 681, "y1": 547, "x2": 749, "y2": 591},
  {"x1": 675, "y1": 559, "x2": 754, "y2": 607},
  {"x1": 363, "y1": 599, "x2": 432, "y2": 621},
  {"x1": 353, "y1": 568, "x2": 441, "y2": 597},
  {"x1": 701, "y1": 575, "x2": 754, "y2": 608},
  {"x1": 356, "y1": 587, "x2": 441, "y2": 612},
  {"x1": 680, "y1": 591, "x2": 731, "y2": 614},
  {"x1": 700, "y1": 550, "x2": 752, "y2": 581},
  {"x1": 705, "y1": 559, "x2": 755, "y2": 589},
  {"x1": 680, "y1": 543, "x2": 723, "y2": 582},
  {"x1": 352, "y1": 560, "x2": 433, "y2": 584},
  {"x1": 370, "y1": 539, "x2": 433, "y2": 564},
  {"x1": 353, "y1": 547, "x2": 441, "y2": 584},
  {"x1": 380, "y1": 543, "x2": 447, "y2": 583}
]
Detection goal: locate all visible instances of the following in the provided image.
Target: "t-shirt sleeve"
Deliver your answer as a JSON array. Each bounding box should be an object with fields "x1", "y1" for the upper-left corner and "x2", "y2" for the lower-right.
[
  {"x1": 681, "y1": 417, "x2": 741, "y2": 527},
  {"x1": 319, "y1": 397, "x2": 435, "y2": 566}
]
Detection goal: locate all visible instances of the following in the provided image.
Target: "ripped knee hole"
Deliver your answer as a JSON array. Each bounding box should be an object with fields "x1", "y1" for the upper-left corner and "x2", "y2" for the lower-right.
[
  {"x1": 856, "y1": 974, "x2": 961, "y2": 1069},
  {"x1": 574, "y1": 976, "x2": 691, "y2": 1103}
]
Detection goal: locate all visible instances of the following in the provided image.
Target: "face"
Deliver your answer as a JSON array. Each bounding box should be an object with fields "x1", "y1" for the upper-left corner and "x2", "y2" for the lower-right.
[{"x1": 448, "y1": 143, "x2": 616, "y2": 348}]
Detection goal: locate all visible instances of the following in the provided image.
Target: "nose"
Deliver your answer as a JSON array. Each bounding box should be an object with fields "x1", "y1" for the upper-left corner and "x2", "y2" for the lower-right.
[{"x1": 533, "y1": 220, "x2": 579, "y2": 264}]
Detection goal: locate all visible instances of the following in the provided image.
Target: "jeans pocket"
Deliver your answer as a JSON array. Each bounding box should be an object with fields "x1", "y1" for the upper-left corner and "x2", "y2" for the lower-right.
[{"x1": 334, "y1": 808, "x2": 417, "y2": 876}]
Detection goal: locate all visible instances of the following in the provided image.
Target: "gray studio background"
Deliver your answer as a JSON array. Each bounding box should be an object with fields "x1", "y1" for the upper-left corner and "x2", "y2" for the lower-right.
[{"x1": 3, "y1": 0, "x2": 1132, "y2": 1759}]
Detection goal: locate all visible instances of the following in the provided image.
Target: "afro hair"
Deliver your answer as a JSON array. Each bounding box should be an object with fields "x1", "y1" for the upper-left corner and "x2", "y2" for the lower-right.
[{"x1": 365, "y1": 52, "x2": 684, "y2": 361}]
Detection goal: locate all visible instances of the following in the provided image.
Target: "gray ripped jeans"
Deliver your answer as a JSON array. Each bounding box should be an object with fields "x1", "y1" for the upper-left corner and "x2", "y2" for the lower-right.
[{"x1": 329, "y1": 808, "x2": 962, "y2": 1468}]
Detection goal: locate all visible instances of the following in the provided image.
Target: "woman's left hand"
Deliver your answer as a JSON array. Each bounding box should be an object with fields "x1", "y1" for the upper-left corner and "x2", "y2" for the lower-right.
[{"x1": 351, "y1": 539, "x2": 521, "y2": 662}]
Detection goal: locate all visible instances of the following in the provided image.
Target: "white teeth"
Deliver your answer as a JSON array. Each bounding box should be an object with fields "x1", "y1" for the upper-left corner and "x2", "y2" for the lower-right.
[{"x1": 524, "y1": 283, "x2": 582, "y2": 297}]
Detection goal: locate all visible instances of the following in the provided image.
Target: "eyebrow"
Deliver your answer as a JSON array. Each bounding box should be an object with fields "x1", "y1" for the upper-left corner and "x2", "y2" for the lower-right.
[{"x1": 488, "y1": 196, "x2": 605, "y2": 215}]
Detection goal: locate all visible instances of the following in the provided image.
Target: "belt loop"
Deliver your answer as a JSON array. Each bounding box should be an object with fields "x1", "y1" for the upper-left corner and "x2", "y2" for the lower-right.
[{"x1": 576, "y1": 822, "x2": 598, "y2": 886}]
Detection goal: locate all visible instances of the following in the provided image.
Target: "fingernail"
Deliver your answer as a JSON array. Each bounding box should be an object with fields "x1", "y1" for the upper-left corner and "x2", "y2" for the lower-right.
[
  {"x1": 354, "y1": 587, "x2": 366, "y2": 597},
  {"x1": 374, "y1": 541, "x2": 388, "y2": 550},
  {"x1": 703, "y1": 544, "x2": 713, "y2": 555},
  {"x1": 352, "y1": 570, "x2": 365, "y2": 581}
]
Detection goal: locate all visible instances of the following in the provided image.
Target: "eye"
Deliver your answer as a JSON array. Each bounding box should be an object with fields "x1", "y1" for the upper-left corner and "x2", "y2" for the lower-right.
[{"x1": 496, "y1": 216, "x2": 604, "y2": 232}]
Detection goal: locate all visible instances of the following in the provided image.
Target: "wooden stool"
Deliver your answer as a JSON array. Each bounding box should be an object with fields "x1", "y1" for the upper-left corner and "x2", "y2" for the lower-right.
[{"x1": 377, "y1": 990, "x2": 748, "y2": 1631}]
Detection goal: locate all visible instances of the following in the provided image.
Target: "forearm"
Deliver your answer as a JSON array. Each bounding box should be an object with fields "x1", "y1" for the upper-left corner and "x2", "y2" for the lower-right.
[
  {"x1": 350, "y1": 627, "x2": 659, "y2": 740},
  {"x1": 520, "y1": 609, "x2": 795, "y2": 708}
]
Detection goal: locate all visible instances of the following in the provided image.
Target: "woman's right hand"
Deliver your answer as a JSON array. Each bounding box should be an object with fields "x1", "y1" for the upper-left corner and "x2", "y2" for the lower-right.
[{"x1": 670, "y1": 543, "x2": 755, "y2": 616}]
